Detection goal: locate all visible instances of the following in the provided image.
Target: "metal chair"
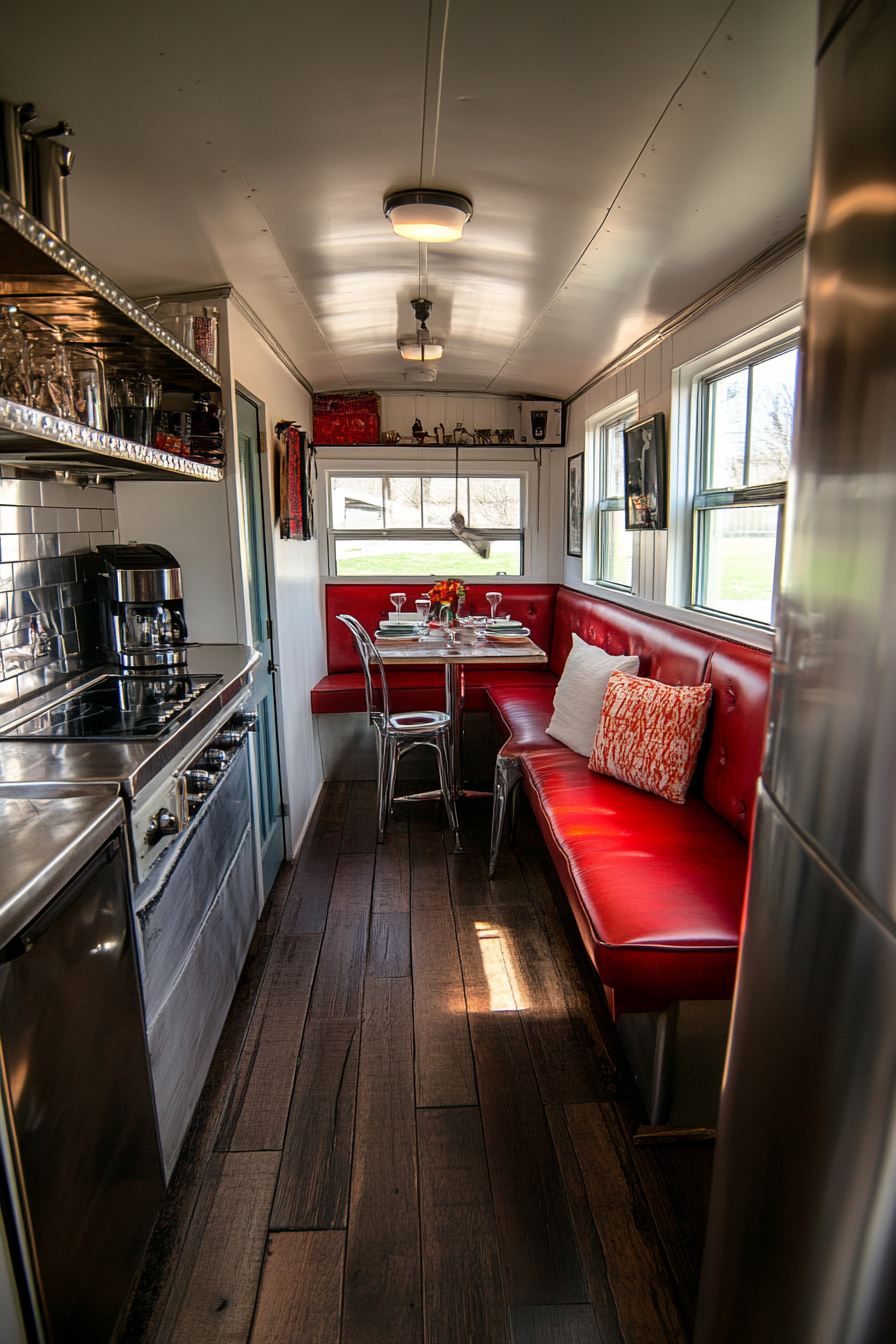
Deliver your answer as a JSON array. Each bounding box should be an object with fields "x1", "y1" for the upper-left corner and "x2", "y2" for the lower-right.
[{"x1": 337, "y1": 615, "x2": 461, "y2": 846}]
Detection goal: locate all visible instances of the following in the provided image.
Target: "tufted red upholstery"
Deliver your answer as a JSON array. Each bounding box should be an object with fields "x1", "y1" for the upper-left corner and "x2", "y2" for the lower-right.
[
  {"x1": 521, "y1": 748, "x2": 747, "y2": 1009},
  {"x1": 702, "y1": 642, "x2": 771, "y2": 841},
  {"x1": 311, "y1": 665, "x2": 557, "y2": 715},
  {"x1": 549, "y1": 588, "x2": 717, "y2": 686},
  {"x1": 324, "y1": 583, "x2": 557, "y2": 674}
]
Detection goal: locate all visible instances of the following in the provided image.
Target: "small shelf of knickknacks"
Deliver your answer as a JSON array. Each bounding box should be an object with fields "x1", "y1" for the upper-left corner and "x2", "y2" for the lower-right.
[{"x1": 0, "y1": 189, "x2": 224, "y2": 481}]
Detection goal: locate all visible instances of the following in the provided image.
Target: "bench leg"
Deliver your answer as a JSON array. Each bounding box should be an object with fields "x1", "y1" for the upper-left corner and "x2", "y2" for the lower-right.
[
  {"x1": 488, "y1": 754, "x2": 523, "y2": 876},
  {"x1": 649, "y1": 1001, "x2": 680, "y2": 1125}
]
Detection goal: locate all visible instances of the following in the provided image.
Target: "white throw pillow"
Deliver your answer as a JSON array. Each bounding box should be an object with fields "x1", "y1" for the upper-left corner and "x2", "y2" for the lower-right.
[{"x1": 546, "y1": 633, "x2": 639, "y2": 756}]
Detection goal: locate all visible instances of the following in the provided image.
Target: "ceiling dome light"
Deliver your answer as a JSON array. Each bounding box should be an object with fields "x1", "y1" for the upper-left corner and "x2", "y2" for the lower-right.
[
  {"x1": 404, "y1": 366, "x2": 438, "y2": 383},
  {"x1": 398, "y1": 325, "x2": 445, "y2": 361},
  {"x1": 384, "y1": 189, "x2": 473, "y2": 242}
]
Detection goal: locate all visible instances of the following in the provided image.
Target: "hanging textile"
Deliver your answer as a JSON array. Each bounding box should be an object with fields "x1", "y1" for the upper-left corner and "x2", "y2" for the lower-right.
[{"x1": 274, "y1": 422, "x2": 315, "y2": 540}]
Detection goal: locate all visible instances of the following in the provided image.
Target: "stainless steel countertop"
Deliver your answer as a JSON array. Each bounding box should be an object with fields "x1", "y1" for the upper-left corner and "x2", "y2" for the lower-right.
[
  {"x1": 0, "y1": 644, "x2": 259, "y2": 800},
  {"x1": 0, "y1": 792, "x2": 125, "y2": 949}
]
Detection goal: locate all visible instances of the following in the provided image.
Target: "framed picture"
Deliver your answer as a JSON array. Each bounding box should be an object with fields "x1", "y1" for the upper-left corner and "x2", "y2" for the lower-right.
[
  {"x1": 567, "y1": 452, "x2": 584, "y2": 557},
  {"x1": 623, "y1": 413, "x2": 667, "y2": 530}
]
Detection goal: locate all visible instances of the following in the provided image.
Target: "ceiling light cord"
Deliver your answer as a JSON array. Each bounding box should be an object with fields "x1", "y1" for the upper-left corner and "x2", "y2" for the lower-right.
[
  {"x1": 418, "y1": 0, "x2": 451, "y2": 187},
  {"x1": 429, "y1": 0, "x2": 451, "y2": 184}
]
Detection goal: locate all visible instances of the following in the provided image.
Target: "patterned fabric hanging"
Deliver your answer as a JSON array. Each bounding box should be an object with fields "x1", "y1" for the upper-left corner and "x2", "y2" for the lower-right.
[{"x1": 274, "y1": 422, "x2": 315, "y2": 540}]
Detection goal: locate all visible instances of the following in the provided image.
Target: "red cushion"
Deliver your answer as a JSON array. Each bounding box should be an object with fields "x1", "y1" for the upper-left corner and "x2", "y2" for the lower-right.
[
  {"x1": 702, "y1": 642, "x2": 771, "y2": 841},
  {"x1": 549, "y1": 588, "x2": 717, "y2": 687},
  {"x1": 590, "y1": 672, "x2": 713, "y2": 805},
  {"x1": 324, "y1": 583, "x2": 558, "y2": 673},
  {"x1": 486, "y1": 684, "x2": 557, "y2": 751},
  {"x1": 311, "y1": 669, "x2": 445, "y2": 715},
  {"x1": 522, "y1": 747, "x2": 748, "y2": 1004}
]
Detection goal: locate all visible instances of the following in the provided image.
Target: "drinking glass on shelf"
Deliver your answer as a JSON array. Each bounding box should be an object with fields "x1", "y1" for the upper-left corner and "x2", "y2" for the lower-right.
[
  {"x1": 486, "y1": 590, "x2": 502, "y2": 619},
  {"x1": 0, "y1": 306, "x2": 30, "y2": 405},
  {"x1": 390, "y1": 592, "x2": 406, "y2": 614},
  {"x1": 68, "y1": 346, "x2": 108, "y2": 431},
  {"x1": 28, "y1": 326, "x2": 74, "y2": 419}
]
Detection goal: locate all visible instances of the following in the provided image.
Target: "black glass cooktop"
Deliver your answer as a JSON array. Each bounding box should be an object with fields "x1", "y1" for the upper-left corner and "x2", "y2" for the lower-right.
[{"x1": 2, "y1": 674, "x2": 221, "y2": 741}]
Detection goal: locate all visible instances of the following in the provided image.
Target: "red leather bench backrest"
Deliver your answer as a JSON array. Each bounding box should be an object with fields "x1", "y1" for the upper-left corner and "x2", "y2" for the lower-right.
[
  {"x1": 325, "y1": 583, "x2": 558, "y2": 673},
  {"x1": 549, "y1": 587, "x2": 717, "y2": 687},
  {"x1": 702, "y1": 642, "x2": 772, "y2": 841}
]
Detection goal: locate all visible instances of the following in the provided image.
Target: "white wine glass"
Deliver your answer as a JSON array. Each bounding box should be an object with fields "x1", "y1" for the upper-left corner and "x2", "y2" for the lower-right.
[
  {"x1": 390, "y1": 592, "x2": 406, "y2": 615},
  {"x1": 486, "y1": 590, "x2": 502, "y2": 620}
]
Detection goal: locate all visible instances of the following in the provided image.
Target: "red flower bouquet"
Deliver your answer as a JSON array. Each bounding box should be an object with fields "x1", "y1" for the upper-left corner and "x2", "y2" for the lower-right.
[{"x1": 427, "y1": 578, "x2": 466, "y2": 612}]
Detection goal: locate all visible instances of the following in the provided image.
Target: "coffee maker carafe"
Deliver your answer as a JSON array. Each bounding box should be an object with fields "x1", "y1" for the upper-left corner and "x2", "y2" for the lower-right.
[{"x1": 94, "y1": 543, "x2": 189, "y2": 669}]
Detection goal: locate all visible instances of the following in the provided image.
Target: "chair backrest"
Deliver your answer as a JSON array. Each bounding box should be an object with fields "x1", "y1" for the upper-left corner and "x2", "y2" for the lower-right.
[{"x1": 336, "y1": 614, "x2": 391, "y2": 723}]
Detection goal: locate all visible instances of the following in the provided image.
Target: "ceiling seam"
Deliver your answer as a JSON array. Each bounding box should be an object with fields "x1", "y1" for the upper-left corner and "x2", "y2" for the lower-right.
[
  {"x1": 483, "y1": 0, "x2": 739, "y2": 393},
  {"x1": 165, "y1": 31, "x2": 351, "y2": 387}
]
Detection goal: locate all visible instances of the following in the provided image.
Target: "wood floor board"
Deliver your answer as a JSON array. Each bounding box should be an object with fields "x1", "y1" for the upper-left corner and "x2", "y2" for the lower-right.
[
  {"x1": 562, "y1": 1103, "x2": 689, "y2": 1344},
  {"x1": 248, "y1": 1231, "x2": 344, "y2": 1344},
  {"x1": 417, "y1": 1106, "x2": 510, "y2": 1344},
  {"x1": 219, "y1": 933, "x2": 322, "y2": 1152},
  {"x1": 410, "y1": 901, "x2": 478, "y2": 1108},
  {"x1": 409, "y1": 823, "x2": 451, "y2": 909},
  {"x1": 544, "y1": 1107, "x2": 625, "y2": 1344},
  {"x1": 367, "y1": 911, "x2": 410, "y2": 977},
  {"x1": 509, "y1": 1305, "x2": 603, "y2": 1344},
  {"x1": 281, "y1": 782, "x2": 351, "y2": 935},
  {"x1": 465, "y1": 1008, "x2": 589, "y2": 1307},
  {"x1": 372, "y1": 821, "x2": 410, "y2": 912},
  {"x1": 305, "y1": 855, "x2": 373, "y2": 1021},
  {"x1": 269, "y1": 1017, "x2": 360, "y2": 1230},
  {"x1": 339, "y1": 780, "x2": 379, "y2": 855},
  {"x1": 153, "y1": 1150, "x2": 280, "y2": 1344},
  {"x1": 342, "y1": 977, "x2": 422, "y2": 1344},
  {"x1": 463, "y1": 797, "x2": 535, "y2": 906}
]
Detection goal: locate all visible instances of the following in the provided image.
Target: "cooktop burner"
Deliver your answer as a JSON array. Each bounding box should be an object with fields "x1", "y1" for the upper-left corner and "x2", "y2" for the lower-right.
[{"x1": 2, "y1": 674, "x2": 222, "y2": 741}]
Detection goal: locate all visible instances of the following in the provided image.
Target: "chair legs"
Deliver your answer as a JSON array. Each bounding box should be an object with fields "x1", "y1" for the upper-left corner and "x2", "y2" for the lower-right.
[
  {"x1": 375, "y1": 727, "x2": 461, "y2": 849},
  {"x1": 435, "y1": 727, "x2": 462, "y2": 851},
  {"x1": 376, "y1": 731, "x2": 399, "y2": 842},
  {"x1": 488, "y1": 753, "x2": 523, "y2": 876}
]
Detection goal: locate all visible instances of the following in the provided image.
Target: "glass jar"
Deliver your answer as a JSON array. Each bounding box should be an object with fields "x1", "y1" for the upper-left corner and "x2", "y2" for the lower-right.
[
  {"x1": 28, "y1": 325, "x2": 74, "y2": 419},
  {"x1": 0, "y1": 306, "x2": 30, "y2": 404}
]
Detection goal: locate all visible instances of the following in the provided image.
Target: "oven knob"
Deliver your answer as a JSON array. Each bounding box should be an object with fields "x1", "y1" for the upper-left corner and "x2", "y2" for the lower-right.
[
  {"x1": 212, "y1": 730, "x2": 243, "y2": 748},
  {"x1": 185, "y1": 769, "x2": 214, "y2": 792},
  {"x1": 146, "y1": 808, "x2": 179, "y2": 846},
  {"x1": 232, "y1": 711, "x2": 258, "y2": 732},
  {"x1": 204, "y1": 749, "x2": 228, "y2": 771}
]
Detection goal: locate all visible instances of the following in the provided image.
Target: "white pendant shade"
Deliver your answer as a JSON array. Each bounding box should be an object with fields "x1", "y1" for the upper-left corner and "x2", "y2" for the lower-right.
[
  {"x1": 398, "y1": 327, "x2": 445, "y2": 360},
  {"x1": 384, "y1": 190, "x2": 473, "y2": 243}
]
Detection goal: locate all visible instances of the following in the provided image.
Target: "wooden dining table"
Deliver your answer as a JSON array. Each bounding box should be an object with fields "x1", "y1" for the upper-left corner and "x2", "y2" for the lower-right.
[{"x1": 376, "y1": 630, "x2": 547, "y2": 800}]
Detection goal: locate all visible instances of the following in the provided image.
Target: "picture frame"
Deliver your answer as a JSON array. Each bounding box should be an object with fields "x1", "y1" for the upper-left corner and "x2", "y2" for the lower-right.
[
  {"x1": 623, "y1": 413, "x2": 667, "y2": 530},
  {"x1": 567, "y1": 452, "x2": 584, "y2": 557}
]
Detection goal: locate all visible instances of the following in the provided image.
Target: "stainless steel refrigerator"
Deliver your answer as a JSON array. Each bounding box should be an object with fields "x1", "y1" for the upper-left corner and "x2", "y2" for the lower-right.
[{"x1": 696, "y1": 1, "x2": 896, "y2": 1339}]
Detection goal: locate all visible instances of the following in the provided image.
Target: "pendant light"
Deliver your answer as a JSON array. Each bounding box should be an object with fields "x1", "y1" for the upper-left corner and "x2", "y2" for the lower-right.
[
  {"x1": 398, "y1": 297, "x2": 445, "y2": 361},
  {"x1": 384, "y1": 189, "x2": 472, "y2": 242}
]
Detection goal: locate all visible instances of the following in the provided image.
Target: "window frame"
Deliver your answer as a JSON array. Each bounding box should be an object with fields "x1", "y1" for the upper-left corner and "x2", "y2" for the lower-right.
[
  {"x1": 324, "y1": 468, "x2": 527, "y2": 578},
  {"x1": 667, "y1": 306, "x2": 801, "y2": 633},
  {"x1": 583, "y1": 393, "x2": 639, "y2": 592}
]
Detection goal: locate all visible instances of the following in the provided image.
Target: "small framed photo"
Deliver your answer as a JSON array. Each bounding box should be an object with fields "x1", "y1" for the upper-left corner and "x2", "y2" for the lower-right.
[
  {"x1": 623, "y1": 413, "x2": 667, "y2": 530},
  {"x1": 567, "y1": 452, "x2": 584, "y2": 557}
]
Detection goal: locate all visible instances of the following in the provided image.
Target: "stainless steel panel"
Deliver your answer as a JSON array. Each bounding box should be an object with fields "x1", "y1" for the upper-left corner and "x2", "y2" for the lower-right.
[
  {"x1": 0, "y1": 792, "x2": 122, "y2": 947},
  {"x1": 765, "y1": 0, "x2": 896, "y2": 922},
  {"x1": 112, "y1": 566, "x2": 182, "y2": 603},
  {"x1": 697, "y1": 786, "x2": 896, "y2": 1344}
]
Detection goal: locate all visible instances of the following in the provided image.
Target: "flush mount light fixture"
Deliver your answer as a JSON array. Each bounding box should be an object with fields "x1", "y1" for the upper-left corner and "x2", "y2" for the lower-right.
[
  {"x1": 384, "y1": 189, "x2": 473, "y2": 242},
  {"x1": 398, "y1": 296, "x2": 445, "y2": 361},
  {"x1": 403, "y1": 366, "x2": 438, "y2": 383}
]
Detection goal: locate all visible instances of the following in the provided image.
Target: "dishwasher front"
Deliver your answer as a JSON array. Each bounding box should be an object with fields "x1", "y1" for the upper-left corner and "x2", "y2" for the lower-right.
[{"x1": 0, "y1": 795, "x2": 165, "y2": 1343}]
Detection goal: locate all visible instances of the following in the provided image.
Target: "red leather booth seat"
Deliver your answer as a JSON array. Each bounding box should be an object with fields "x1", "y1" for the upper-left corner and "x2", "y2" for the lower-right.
[
  {"x1": 486, "y1": 589, "x2": 771, "y2": 1014},
  {"x1": 311, "y1": 582, "x2": 771, "y2": 1016},
  {"x1": 312, "y1": 583, "x2": 559, "y2": 713}
]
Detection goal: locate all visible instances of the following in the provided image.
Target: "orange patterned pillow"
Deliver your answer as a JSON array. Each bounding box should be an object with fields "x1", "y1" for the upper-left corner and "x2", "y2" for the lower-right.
[{"x1": 589, "y1": 671, "x2": 713, "y2": 804}]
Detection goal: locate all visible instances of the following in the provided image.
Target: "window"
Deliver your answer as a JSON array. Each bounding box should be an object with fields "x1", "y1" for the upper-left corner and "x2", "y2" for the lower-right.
[
  {"x1": 327, "y1": 473, "x2": 524, "y2": 575},
  {"x1": 583, "y1": 395, "x2": 637, "y2": 591},
  {"x1": 692, "y1": 343, "x2": 797, "y2": 626}
]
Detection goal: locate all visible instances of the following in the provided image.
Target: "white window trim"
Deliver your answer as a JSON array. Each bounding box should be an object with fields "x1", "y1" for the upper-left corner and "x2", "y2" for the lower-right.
[
  {"x1": 320, "y1": 459, "x2": 536, "y2": 579},
  {"x1": 667, "y1": 304, "x2": 801, "y2": 625},
  {"x1": 582, "y1": 392, "x2": 639, "y2": 592}
]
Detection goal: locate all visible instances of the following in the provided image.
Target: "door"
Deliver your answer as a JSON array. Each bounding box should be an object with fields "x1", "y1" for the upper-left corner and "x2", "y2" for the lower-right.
[{"x1": 236, "y1": 390, "x2": 286, "y2": 896}]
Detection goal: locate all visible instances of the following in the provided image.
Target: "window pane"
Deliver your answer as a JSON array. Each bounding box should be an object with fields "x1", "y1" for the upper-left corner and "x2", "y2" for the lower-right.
[
  {"x1": 604, "y1": 420, "x2": 627, "y2": 498},
  {"x1": 468, "y1": 477, "x2": 521, "y2": 528},
  {"x1": 706, "y1": 368, "x2": 748, "y2": 489},
  {"x1": 330, "y1": 476, "x2": 383, "y2": 529},
  {"x1": 599, "y1": 510, "x2": 633, "y2": 587},
  {"x1": 748, "y1": 347, "x2": 797, "y2": 486},
  {"x1": 422, "y1": 476, "x2": 466, "y2": 526},
  {"x1": 698, "y1": 505, "x2": 779, "y2": 624},
  {"x1": 334, "y1": 537, "x2": 522, "y2": 576},
  {"x1": 384, "y1": 476, "x2": 422, "y2": 527}
]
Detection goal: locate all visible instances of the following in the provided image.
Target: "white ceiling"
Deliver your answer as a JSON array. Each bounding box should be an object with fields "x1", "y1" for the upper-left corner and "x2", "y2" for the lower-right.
[{"x1": 1, "y1": 0, "x2": 817, "y2": 399}]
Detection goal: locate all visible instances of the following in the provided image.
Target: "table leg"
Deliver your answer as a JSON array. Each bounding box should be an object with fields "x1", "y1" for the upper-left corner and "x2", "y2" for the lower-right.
[{"x1": 445, "y1": 661, "x2": 462, "y2": 792}]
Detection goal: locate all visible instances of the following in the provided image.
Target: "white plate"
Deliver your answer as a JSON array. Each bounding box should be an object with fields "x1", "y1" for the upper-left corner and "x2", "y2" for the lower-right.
[
  {"x1": 487, "y1": 628, "x2": 531, "y2": 644},
  {"x1": 375, "y1": 634, "x2": 419, "y2": 644},
  {"x1": 487, "y1": 619, "x2": 523, "y2": 629}
]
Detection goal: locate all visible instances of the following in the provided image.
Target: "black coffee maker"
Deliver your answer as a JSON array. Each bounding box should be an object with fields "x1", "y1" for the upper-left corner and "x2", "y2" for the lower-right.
[{"x1": 94, "y1": 543, "x2": 189, "y2": 669}]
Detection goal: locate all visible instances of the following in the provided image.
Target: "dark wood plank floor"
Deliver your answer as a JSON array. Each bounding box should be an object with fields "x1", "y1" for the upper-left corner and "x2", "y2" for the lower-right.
[{"x1": 115, "y1": 781, "x2": 713, "y2": 1344}]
